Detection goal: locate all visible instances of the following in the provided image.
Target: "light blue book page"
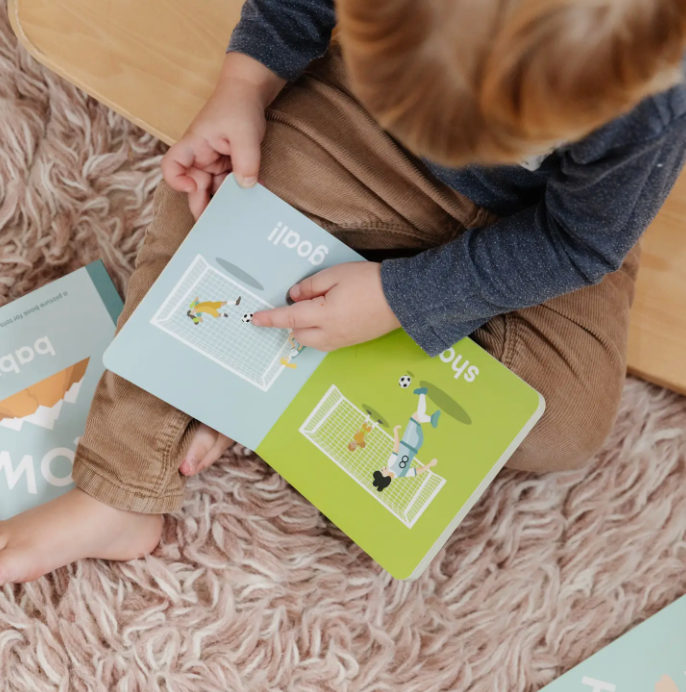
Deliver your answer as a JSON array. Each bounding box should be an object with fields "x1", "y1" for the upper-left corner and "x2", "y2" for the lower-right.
[
  {"x1": 539, "y1": 595, "x2": 686, "y2": 692},
  {"x1": 0, "y1": 263, "x2": 121, "y2": 519},
  {"x1": 104, "y1": 176, "x2": 363, "y2": 451}
]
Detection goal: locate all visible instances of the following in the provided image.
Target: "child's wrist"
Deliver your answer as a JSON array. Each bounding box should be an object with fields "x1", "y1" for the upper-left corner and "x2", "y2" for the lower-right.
[{"x1": 218, "y1": 52, "x2": 286, "y2": 108}]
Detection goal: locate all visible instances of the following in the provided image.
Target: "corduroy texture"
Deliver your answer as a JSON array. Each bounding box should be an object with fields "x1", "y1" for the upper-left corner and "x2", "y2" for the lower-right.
[{"x1": 0, "y1": 4, "x2": 685, "y2": 691}]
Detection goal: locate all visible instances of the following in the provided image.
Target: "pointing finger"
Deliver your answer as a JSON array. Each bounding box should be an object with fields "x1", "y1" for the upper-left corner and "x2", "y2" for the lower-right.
[{"x1": 252, "y1": 299, "x2": 326, "y2": 330}]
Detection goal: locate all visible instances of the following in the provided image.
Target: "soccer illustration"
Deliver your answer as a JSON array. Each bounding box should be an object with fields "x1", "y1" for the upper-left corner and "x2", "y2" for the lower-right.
[
  {"x1": 655, "y1": 675, "x2": 680, "y2": 692},
  {"x1": 347, "y1": 418, "x2": 375, "y2": 452},
  {"x1": 300, "y1": 379, "x2": 471, "y2": 527},
  {"x1": 371, "y1": 387, "x2": 441, "y2": 493},
  {"x1": 280, "y1": 332, "x2": 306, "y2": 370},
  {"x1": 150, "y1": 255, "x2": 301, "y2": 391},
  {"x1": 187, "y1": 295, "x2": 242, "y2": 324}
]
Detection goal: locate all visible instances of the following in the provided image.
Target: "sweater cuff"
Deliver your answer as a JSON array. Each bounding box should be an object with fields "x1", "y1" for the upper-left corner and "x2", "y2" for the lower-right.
[
  {"x1": 228, "y1": 20, "x2": 311, "y2": 81},
  {"x1": 381, "y1": 259, "x2": 469, "y2": 356}
]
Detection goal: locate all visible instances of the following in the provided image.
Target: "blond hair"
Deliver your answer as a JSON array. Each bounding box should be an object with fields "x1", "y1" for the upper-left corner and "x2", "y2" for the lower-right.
[{"x1": 337, "y1": 0, "x2": 686, "y2": 166}]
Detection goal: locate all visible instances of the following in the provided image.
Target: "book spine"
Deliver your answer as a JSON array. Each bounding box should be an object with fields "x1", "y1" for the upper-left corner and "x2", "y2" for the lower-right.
[{"x1": 85, "y1": 261, "x2": 124, "y2": 326}]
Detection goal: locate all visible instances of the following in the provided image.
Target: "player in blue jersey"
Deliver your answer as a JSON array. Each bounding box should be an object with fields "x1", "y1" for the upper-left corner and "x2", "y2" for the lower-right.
[
  {"x1": 280, "y1": 332, "x2": 305, "y2": 370},
  {"x1": 372, "y1": 388, "x2": 440, "y2": 492}
]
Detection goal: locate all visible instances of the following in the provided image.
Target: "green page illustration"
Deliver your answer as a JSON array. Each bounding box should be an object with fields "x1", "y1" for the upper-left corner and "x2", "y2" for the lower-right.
[
  {"x1": 257, "y1": 331, "x2": 542, "y2": 578},
  {"x1": 105, "y1": 176, "x2": 545, "y2": 579}
]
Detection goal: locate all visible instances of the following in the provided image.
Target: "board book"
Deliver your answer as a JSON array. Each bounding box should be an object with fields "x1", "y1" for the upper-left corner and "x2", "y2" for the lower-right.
[
  {"x1": 0, "y1": 262, "x2": 122, "y2": 520},
  {"x1": 104, "y1": 176, "x2": 545, "y2": 580},
  {"x1": 538, "y1": 595, "x2": 686, "y2": 692}
]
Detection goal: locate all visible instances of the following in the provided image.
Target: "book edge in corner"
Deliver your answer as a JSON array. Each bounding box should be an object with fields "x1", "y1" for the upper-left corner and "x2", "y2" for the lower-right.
[
  {"x1": 85, "y1": 260, "x2": 123, "y2": 326},
  {"x1": 403, "y1": 389, "x2": 547, "y2": 581}
]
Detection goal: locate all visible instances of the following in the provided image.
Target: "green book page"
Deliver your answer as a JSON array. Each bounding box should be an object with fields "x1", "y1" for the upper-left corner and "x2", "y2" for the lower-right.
[{"x1": 256, "y1": 330, "x2": 544, "y2": 579}]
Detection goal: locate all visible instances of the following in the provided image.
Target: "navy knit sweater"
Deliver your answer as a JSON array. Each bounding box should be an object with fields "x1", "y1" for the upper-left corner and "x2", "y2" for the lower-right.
[{"x1": 229, "y1": 0, "x2": 686, "y2": 356}]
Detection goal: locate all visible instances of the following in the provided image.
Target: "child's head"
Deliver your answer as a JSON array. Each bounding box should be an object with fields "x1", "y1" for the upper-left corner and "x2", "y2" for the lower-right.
[{"x1": 337, "y1": 0, "x2": 686, "y2": 167}]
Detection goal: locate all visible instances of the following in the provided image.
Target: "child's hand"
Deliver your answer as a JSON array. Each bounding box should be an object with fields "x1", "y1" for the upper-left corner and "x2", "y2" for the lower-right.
[
  {"x1": 162, "y1": 52, "x2": 286, "y2": 218},
  {"x1": 252, "y1": 262, "x2": 401, "y2": 351}
]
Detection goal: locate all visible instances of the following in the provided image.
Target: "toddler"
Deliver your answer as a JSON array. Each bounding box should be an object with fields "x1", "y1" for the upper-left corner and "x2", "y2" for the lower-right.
[{"x1": 1, "y1": 0, "x2": 686, "y2": 584}]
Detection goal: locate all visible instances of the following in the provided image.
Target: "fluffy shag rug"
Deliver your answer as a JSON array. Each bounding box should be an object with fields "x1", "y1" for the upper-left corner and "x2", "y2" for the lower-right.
[{"x1": 0, "y1": 5, "x2": 685, "y2": 691}]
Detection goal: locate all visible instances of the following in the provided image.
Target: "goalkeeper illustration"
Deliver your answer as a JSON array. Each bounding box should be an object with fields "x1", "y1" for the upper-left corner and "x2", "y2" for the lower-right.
[
  {"x1": 348, "y1": 416, "x2": 376, "y2": 451},
  {"x1": 186, "y1": 295, "x2": 242, "y2": 324},
  {"x1": 280, "y1": 332, "x2": 306, "y2": 370},
  {"x1": 372, "y1": 388, "x2": 440, "y2": 492}
]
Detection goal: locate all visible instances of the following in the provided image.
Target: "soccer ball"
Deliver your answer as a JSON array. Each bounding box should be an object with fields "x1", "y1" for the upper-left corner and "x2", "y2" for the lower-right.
[
  {"x1": 242, "y1": 313, "x2": 254, "y2": 323},
  {"x1": 399, "y1": 375, "x2": 412, "y2": 388}
]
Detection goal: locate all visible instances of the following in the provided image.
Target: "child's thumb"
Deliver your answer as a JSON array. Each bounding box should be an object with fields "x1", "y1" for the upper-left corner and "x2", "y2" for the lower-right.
[{"x1": 231, "y1": 131, "x2": 261, "y2": 188}]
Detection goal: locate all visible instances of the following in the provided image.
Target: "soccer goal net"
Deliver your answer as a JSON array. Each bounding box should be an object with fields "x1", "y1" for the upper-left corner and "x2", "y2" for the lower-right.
[
  {"x1": 299, "y1": 385, "x2": 446, "y2": 528},
  {"x1": 151, "y1": 255, "x2": 292, "y2": 391}
]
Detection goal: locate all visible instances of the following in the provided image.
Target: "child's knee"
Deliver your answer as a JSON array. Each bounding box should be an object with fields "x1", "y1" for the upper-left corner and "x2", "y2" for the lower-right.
[{"x1": 506, "y1": 362, "x2": 624, "y2": 474}]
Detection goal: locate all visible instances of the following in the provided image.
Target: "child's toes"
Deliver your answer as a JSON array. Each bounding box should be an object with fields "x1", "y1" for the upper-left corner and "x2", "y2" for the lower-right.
[
  {"x1": 194, "y1": 435, "x2": 233, "y2": 475},
  {"x1": 181, "y1": 423, "x2": 233, "y2": 476},
  {"x1": 180, "y1": 424, "x2": 217, "y2": 475}
]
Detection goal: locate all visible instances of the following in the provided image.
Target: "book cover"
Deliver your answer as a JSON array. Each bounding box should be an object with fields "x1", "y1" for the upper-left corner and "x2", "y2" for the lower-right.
[
  {"x1": 0, "y1": 262, "x2": 122, "y2": 520},
  {"x1": 104, "y1": 176, "x2": 545, "y2": 579},
  {"x1": 538, "y1": 595, "x2": 686, "y2": 692}
]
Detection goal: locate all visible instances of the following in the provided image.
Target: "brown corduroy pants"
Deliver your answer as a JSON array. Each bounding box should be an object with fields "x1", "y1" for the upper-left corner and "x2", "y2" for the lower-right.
[{"x1": 73, "y1": 50, "x2": 639, "y2": 514}]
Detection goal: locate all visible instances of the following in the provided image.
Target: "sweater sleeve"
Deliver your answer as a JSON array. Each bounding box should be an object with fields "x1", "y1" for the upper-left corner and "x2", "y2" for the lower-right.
[
  {"x1": 228, "y1": 0, "x2": 337, "y2": 81},
  {"x1": 381, "y1": 116, "x2": 686, "y2": 356}
]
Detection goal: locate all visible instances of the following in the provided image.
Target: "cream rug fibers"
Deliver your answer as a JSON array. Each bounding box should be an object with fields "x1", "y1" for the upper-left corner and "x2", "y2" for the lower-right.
[{"x1": 0, "y1": 5, "x2": 685, "y2": 691}]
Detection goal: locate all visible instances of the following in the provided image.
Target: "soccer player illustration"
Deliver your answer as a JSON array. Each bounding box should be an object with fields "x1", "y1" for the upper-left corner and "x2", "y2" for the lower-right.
[
  {"x1": 655, "y1": 675, "x2": 680, "y2": 692},
  {"x1": 187, "y1": 295, "x2": 242, "y2": 324},
  {"x1": 348, "y1": 417, "x2": 376, "y2": 452},
  {"x1": 372, "y1": 388, "x2": 440, "y2": 492},
  {"x1": 280, "y1": 332, "x2": 305, "y2": 370}
]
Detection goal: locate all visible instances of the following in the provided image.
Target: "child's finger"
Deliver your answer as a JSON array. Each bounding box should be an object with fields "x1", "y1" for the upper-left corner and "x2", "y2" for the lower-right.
[
  {"x1": 289, "y1": 267, "x2": 337, "y2": 302},
  {"x1": 229, "y1": 126, "x2": 261, "y2": 188},
  {"x1": 209, "y1": 135, "x2": 232, "y2": 157},
  {"x1": 161, "y1": 143, "x2": 197, "y2": 192},
  {"x1": 187, "y1": 167, "x2": 213, "y2": 219},
  {"x1": 292, "y1": 327, "x2": 328, "y2": 350},
  {"x1": 252, "y1": 299, "x2": 325, "y2": 330},
  {"x1": 188, "y1": 189, "x2": 211, "y2": 220},
  {"x1": 211, "y1": 172, "x2": 230, "y2": 196}
]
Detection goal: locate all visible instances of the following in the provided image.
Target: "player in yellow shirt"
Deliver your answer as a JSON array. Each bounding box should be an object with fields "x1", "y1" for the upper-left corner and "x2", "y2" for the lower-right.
[
  {"x1": 187, "y1": 295, "x2": 241, "y2": 324},
  {"x1": 347, "y1": 418, "x2": 375, "y2": 452}
]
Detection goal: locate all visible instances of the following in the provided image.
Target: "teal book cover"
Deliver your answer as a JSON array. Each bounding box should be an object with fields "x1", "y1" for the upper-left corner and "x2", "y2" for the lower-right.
[
  {"x1": 105, "y1": 176, "x2": 545, "y2": 579},
  {"x1": 0, "y1": 262, "x2": 122, "y2": 520},
  {"x1": 538, "y1": 595, "x2": 686, "y2": 692}
]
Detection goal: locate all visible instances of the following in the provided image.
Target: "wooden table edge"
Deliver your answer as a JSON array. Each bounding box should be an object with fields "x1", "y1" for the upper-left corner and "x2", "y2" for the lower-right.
[
  {"x1": 627, "y1": 366, "x2": 686, "y2": 397},
  {"x1": 8, "y1": 0, "x2": 174, "y2": 145}
]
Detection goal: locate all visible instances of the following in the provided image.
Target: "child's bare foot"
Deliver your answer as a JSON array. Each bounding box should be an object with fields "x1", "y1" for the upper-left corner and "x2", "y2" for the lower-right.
[
  {"x1": 0, "y1": 489, "x2": 163, "y2": 585},
  {"x1": 179, "y1": 422, "x2": 234, "y2": 476}
]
